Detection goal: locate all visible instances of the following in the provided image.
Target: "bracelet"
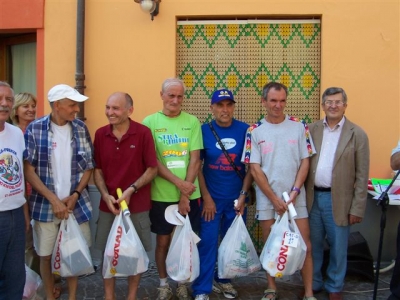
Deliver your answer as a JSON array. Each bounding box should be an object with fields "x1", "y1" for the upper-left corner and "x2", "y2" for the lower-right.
[
  {"x1": 130, "y1": 184, "x2": 138, "y2": 193},
  {"x1": 239, "y1": 190, "x2": 248, "y2": 196},
  {"x1": 291, "y1": 186, "x2": 301, "y2": 194},
  {"x1": 71, "y1": 190, "x2": 81, "y2": 198}
]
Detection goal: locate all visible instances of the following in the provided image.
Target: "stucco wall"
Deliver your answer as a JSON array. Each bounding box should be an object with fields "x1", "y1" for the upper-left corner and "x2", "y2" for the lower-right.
[{"x1": 41, "y1": 0, "x2": 399, "y2": 178}]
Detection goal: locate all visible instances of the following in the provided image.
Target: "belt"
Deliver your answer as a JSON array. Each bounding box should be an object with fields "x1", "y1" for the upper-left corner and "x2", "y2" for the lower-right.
[{"x1": 314, "y1": 186, "x2": 331, "y2": 192}]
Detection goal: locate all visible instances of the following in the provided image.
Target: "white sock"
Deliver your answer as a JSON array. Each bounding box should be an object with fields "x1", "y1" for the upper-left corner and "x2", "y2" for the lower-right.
[{"x1": 160, "y1": 278, "x2": 168, "y2": 286}]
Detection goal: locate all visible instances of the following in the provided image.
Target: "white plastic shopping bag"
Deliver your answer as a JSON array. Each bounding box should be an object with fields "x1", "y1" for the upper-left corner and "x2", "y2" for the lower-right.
[
  {"x1": 23, "y1": 264, "x2": 42, "y2": 300},
  {"x1": 52, "y1": 214, "x2": 94, "y2": 277},
  {"x1": 260, "y1": 211, "x2": 306, "y2": 278},
  {"x1": 102, "y1": 211, "x2": 149, "y2": 278},
  {"x1": 218, "y1": 214, "x2": 261, "y2": 278},
  {"x1": 166, "y1": 215, "x2": 200, "y2": 282}
]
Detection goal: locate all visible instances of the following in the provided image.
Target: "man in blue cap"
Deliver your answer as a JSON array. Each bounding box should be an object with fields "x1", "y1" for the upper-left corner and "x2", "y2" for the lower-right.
[{"x1": 191, "y1": 88, "x2": 253, "y2": 300}]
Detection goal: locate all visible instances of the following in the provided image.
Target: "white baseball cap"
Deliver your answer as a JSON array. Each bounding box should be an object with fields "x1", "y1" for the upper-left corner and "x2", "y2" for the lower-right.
[
  {"x1": 48, "y1": 84, "x2": 88, "y2": 102},
  {"x1": 164, "y1": 204, "x2": 185, "y2": 226}
]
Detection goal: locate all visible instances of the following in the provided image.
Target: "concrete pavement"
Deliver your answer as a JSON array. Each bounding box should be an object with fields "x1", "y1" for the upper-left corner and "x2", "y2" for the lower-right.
[{"x1": 47, "y1": 261, "x2": 393, "y2": 300}]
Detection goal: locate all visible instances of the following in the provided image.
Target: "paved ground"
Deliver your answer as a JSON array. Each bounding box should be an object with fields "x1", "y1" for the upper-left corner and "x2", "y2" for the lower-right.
[{"x1": 37, "y1": 261, "x2": 394, "y2": 300}]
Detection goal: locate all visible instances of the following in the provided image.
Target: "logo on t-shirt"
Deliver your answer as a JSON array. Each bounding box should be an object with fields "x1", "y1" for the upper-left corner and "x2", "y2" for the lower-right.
[
  {"x1": 215, "y1": 138, "x2": 236, "y2": 150},
  {"x1": 0, "y1": 149, "x2": 23, "y2": 189},
  {"x1": 158, "y1": 134, "x2": 189, "y2": 147}
]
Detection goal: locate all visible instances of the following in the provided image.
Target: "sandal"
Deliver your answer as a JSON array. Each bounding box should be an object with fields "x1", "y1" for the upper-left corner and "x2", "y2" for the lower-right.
[
  {"x1": 53, "y1": 283, "x2": 62, "y2": 299},
  {"x1": 53, "y1": 274, "x2": 62, "y2": 299},
  {"x1": 262, "y1": 288, "x2": 278, "y2": 300}
]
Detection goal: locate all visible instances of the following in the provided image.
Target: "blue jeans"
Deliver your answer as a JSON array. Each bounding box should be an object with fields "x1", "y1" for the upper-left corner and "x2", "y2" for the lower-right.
[
  {"x1": 0, "y1": 206, "x2": 26, "y2": 300},
  {"x1": 309, "y1": 191, "x2": 349, "y2": 293},
  {"x1": 192, "y1": 197, "x2": 246, "y2": 296}
]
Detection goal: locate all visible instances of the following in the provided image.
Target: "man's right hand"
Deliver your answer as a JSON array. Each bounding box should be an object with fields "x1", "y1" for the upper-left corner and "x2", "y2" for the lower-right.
[
  {"x1": 177, "y1": 180, "x2": 196, "y2": 197},
  {"x1": 104, "y1": 194, "x2": 120, "y2": 215},
  {"x1": 202, "y1": 197, "x2": 217, "y2": 221},
  {"x1": 52, "y1": 201, "x2": 69, "y2": 220},
  {"x1": 272, "y1": 197, "x2": 288, "y2": 216}
]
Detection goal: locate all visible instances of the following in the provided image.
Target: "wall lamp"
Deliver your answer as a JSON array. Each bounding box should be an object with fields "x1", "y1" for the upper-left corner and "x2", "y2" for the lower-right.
[{"x1": 134, "y1": 0, "x2": 161, "y2": 21}]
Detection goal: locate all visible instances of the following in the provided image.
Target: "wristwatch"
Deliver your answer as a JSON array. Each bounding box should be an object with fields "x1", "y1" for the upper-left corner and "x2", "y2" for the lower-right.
[
  {"x1": 240, "y1": 190, "x2": 248, "y2": 196},
  {"x1": 130, "y1": 184, "x2": 138, "y2": 193},
  {"x1": 291, "y1": 186, "x2": 301, "y2": 194}
]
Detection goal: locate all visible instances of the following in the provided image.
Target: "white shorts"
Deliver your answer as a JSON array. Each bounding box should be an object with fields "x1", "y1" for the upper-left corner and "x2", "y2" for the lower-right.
[{"x1": 32, "y1": 218, "x2": 91, "y2": 256}]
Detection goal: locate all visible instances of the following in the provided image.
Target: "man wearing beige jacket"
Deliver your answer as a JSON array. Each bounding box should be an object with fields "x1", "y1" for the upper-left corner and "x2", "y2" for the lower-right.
[{"x1": 305, "y1": 87, "x2": 370, "y2": 300}]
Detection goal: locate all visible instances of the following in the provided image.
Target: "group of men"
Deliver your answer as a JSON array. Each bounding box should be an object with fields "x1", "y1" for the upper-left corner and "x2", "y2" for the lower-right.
[{"x1": 0, "y1": 78, "x2": 398, "y2": 300}]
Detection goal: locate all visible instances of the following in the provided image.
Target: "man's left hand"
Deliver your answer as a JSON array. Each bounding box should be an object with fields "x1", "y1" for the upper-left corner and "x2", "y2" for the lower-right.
[
  {"x1": 287, "y1": 190, "x2": 298, "y2": 206},
  {"x1": 235, "y1": 195, "x2": 246, "y2": 216},
  {"x1": 178, "y1": 196, "x2": 191, "y2": 215},
  {"x1": 62, "y1": 194, "x2": 78, "y2": 212}
]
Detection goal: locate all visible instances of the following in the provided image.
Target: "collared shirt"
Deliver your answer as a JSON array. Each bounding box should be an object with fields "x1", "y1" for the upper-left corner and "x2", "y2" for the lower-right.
[
  {"x1": 314, "y1": 116, "x2": 346, "y2": 188},
  {"x1": 24, "y1": 115, "x2": 95, "y2": 223}
]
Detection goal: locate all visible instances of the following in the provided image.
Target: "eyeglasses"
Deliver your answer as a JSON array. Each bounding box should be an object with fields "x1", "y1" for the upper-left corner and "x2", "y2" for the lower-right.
[{"x1": 324, "y1": 100, "x2": 345, "y2": 107}]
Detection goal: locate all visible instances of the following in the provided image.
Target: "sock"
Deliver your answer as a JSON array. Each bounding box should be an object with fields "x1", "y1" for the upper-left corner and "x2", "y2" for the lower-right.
[{"x1": 160, "y1": 277, "x2": 168, "y2": 286}]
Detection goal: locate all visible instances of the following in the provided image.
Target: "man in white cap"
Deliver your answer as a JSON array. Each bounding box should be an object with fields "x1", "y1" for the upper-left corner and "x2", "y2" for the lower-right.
[{"x1": 24, "y1": 84, "x2": 95, "y2": 300}]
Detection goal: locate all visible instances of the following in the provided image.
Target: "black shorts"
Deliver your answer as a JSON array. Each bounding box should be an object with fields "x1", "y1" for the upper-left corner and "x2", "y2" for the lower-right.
[{"x1": 150, "y1": 199, "x2": 201, "y2": 235}]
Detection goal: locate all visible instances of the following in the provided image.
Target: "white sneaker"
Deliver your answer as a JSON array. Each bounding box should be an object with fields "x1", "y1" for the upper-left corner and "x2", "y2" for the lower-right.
[
  {"x1": 212, "y1": 281, "x2": 238, "y2": 299},
  {"x1": 156, "y1": 284, "x2": 173, "y2": 300},
  {"x1": 176, "y1": 284, "x2": 191, "y2": 300},
  {"x1": 194, "y1": 294, "x2": 209, "y2": 300}
]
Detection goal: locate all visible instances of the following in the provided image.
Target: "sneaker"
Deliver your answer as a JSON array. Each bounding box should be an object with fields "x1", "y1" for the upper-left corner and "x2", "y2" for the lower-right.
[
  {"x1": 194, "y1": 295, "x2": 209, "y2": 300},
  {"x1": 176, "y1": 284, "x2": 191, "y2": 300},
  {"x1": 157, "y1": 284, "x2": 173, "y2": 300},
  {"x1": 212, "y1": 281, "x2": 238, "y2": 299}
]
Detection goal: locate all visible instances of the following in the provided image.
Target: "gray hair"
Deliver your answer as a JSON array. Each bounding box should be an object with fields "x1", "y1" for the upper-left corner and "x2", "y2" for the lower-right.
[
  {"x1": 161, "y1": 78, "x2": 186, "y2": 93},
  {"x1": 262, "y1": 82, "x2": 288, "y2": 100},
  {"x1": 125, "y1": 93, "x2": 133, "y2": 108},
  {"x1": 322, "y1": 87, "x2": 348, "y2": 104},
  {"x1": 0, "y1": 81, "x2": 15, "y2": 99}
]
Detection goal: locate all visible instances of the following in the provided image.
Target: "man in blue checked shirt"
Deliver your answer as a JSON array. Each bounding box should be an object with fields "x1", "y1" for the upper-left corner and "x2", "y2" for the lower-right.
[{"x1": 24, "y1": 84, "x2": 94, "y2": 300}]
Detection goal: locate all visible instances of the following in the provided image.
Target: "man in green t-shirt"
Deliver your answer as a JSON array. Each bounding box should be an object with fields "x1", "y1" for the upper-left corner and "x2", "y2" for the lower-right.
[{"x1": 143, "y1": 78, "x2": 203, "y2": 300}]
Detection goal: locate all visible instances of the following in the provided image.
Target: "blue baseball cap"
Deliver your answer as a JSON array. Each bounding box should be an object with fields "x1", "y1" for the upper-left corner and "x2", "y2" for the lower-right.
[{"x1": 211, "y1": 89, "x2": 236, "y2": 104}]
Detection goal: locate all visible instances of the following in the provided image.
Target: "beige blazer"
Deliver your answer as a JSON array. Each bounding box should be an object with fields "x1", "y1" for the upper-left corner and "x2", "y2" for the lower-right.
[{"x1": 305, "y1": 118, "x2": 370, "y2": 226}]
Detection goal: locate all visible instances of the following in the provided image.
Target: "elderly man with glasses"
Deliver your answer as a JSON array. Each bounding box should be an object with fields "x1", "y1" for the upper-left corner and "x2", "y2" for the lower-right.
[{"x1": 305, "y1": 87, "x2": 370, "y2": 300}]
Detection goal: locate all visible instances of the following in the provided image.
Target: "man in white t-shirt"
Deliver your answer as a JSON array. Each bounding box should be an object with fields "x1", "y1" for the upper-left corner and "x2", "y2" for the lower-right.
[
  {"x1": 242, "y1": 82, "x2": 316, "y2": 300},
  {"x1": 0, "y1": 81, "x2": 28, "y2": 299},
  {"x1": 24, "y1": 84, "x2": 95, "y2": 300}
]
